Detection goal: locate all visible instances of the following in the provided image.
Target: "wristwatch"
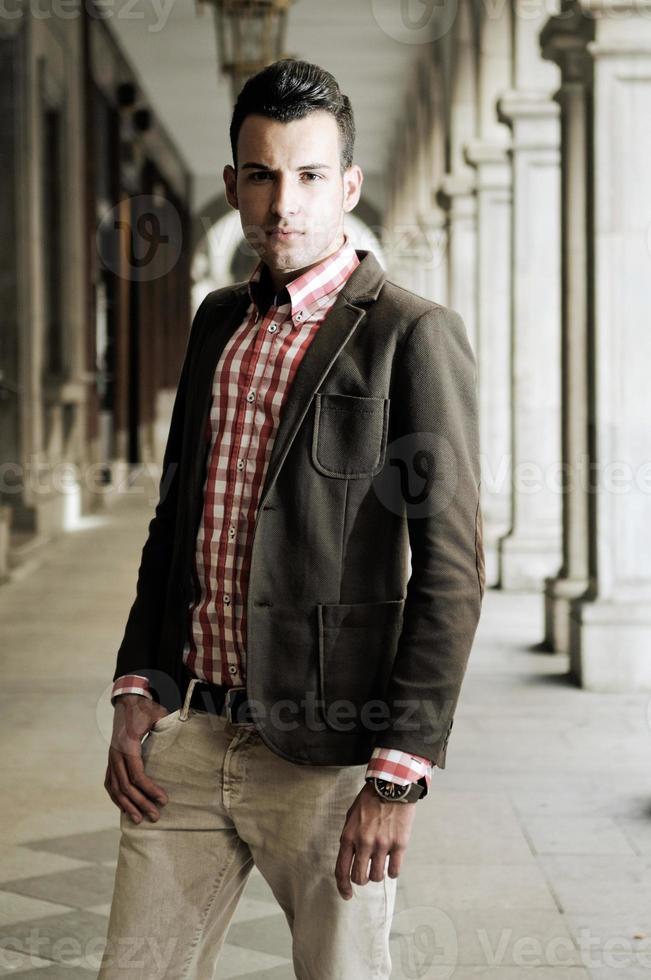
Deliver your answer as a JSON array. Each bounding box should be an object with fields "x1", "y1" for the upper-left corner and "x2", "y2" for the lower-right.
[{"x1": 367, "y1": 777, "x2": 426, "y2": 804}]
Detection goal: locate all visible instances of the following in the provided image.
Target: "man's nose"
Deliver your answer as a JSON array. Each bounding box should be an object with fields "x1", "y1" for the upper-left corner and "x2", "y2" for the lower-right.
[{"x1": 270, "y1": 176, "x2": 299, "y2": 218}]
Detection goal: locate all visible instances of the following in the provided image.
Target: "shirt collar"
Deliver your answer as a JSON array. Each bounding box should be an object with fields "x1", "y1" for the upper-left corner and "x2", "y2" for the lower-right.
[{"x1": 247, "y1": 234, "x2": 359, "y2": 329}]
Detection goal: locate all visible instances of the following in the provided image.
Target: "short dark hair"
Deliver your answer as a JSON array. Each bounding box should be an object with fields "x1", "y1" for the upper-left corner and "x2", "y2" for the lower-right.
[{"x1": 229, "y1": 59, "x2": 355, "y2": 173}]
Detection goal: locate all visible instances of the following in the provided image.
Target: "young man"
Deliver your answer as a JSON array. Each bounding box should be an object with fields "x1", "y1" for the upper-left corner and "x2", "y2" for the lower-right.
[{"x1": 100, "y1": 59, "x2": 485, "y2": 979}]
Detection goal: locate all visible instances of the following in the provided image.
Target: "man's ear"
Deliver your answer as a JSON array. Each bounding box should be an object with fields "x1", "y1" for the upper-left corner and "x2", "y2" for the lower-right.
[
  {"x1": 343, "y1": 164, "x2": 363, "y2": 214},
  {"x1": 223, "y1": 164, "x2": 239, "y2": 210}
]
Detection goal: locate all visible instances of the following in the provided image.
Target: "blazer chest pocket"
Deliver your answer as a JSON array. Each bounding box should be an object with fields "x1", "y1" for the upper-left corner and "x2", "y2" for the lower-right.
[{"x1": 312, "y1": 393, "x2": 390, "y2": 478}]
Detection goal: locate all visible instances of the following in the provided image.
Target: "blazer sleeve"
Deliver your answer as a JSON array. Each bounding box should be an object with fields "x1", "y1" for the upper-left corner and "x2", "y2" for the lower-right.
[
  {"x1": 109, "y1": 294, "x2": 211, "y2": 700},
  {"x1": 376, "y1": 304, "x2": 485, "y2": 765}
]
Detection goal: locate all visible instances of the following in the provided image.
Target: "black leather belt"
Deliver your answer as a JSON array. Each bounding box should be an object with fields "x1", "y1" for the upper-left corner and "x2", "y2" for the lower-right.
[{"x1": 182, "y1": 664, "x2": 256, "y2": 726}]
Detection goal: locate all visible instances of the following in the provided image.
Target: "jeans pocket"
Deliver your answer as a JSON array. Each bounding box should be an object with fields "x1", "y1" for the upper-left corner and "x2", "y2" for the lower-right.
[{"x1": 150, "y1": 708, "x2": 182, "y2": 733}]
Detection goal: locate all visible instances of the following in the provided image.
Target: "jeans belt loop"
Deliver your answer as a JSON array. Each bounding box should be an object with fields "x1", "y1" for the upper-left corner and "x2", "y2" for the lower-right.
[{"x1": 180, "y1": 677, "x2": 201, "y2": 722}]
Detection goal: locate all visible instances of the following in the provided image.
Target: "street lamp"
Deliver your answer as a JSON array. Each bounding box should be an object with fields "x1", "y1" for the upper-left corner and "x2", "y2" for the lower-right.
[{"x1": 197, "y1": 0, "x2": 296, "y2": 99}]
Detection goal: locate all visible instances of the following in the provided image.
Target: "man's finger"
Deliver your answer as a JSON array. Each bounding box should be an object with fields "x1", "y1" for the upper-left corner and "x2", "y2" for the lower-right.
[
  {"x1": 335, "y1": 840, "x2": 355, "y2": 900},
  {"x1": 350, "y1": 847, "x2": 373, "y2": 887},
  {"x1": 369, "y1": 849, "x2": 390, "y2": 883},
  {"x1": 111, "y1": 751, "x2": 163, "y2": 820},
  {"x1": 106, "y1": 762, "x2": 142, "y2": 823},
  {"x1": 123, "y1": 749, "x2": 168, "y2": 807},
  {"x1": 387, "y1": 843, "x2": 405, "y2": 880}
]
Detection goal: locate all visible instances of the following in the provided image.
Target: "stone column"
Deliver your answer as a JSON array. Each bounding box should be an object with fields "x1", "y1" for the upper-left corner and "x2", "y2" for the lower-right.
[
  {"x1": 464, "y1": 0, "x2": 513, "y2": 586},
  {"x1": 569, "y1": 0, "x2": 651, "y2": 689},
  {"x1": 436, "y1": 175, "x2": 478, "y2": 352},
  {"x1": 416, "y1": 54, "x2": 449, "y2": 305},
  {"x1": 496, "y1": 0, "x2": 563, "y2": 590},
  {"x1": 540, "y1": 6, "x2": 595, "y2": 652},
  {"x1": 436, "y1": 0, "x2": 478, "y2": 351}
]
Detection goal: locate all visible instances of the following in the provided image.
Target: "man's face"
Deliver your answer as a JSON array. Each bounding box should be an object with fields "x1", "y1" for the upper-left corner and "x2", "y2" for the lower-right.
[{"x1": 223, "y1": 110, "x2": 363, "y2": 281}]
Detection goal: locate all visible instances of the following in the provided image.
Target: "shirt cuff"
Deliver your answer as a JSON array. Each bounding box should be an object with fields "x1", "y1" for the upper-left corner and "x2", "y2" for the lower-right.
[
  {"x1": 111, "y1": 675, "x2": 154, "y2": 705},
  {"x1": 365, "y1": 747, "x2": 433, "y2": 796}
]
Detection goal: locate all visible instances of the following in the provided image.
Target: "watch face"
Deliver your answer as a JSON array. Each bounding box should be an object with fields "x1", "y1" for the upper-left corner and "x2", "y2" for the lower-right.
[{"x1": 375, "y1": 778, "x2": 410, "y2": 801}]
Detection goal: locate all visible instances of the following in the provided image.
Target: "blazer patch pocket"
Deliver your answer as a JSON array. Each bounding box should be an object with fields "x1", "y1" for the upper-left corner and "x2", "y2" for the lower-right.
[
  {"x1": 317, "y1": 598, "x2": 405, "y2": 731},
  {"x1": 312, "y1": 393, "x2": 390, "y2": 478}
]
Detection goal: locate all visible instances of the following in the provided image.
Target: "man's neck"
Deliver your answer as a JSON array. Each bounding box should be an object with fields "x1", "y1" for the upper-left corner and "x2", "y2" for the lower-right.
[{"x1": 266, "y1": 232, "x2": 346, "y2": 293}]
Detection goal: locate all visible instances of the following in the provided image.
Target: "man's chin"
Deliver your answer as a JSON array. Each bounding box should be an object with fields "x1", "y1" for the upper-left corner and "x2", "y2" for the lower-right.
[{"x1": 262, "y1": 243, "x2": 312, "y2": 271}]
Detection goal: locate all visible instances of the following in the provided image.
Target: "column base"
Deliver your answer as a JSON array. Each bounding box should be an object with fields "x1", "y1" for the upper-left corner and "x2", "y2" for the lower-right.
[
  {"x1": 543, "y1": 574, "x2": 590, "y2": 654},
  {"x1": 498, "y1": 532, "x2": 562, "y2": 591},
  {"x1": 569, "y1": 598, "x2": 651, "y2": 691}
]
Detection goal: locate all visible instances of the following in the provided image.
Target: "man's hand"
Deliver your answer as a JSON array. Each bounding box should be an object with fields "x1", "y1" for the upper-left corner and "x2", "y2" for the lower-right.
[
  {"x1": 335, "y1": 781, "x2": 417, "y2": 900},
  {"x1": 104, "y1": 694, "x2": 170, "y2": 824}
]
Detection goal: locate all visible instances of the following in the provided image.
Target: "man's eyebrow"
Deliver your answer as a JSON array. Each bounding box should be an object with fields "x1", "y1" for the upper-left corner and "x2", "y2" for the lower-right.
[{"x1": 240, "y1": 162, "x2": 332, "y2": 171}]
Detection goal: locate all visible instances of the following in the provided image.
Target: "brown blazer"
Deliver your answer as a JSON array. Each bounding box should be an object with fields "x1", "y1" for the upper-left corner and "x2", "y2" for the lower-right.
[{"x1": 111, "y1": 249, "x2": 485, "y2": 769}]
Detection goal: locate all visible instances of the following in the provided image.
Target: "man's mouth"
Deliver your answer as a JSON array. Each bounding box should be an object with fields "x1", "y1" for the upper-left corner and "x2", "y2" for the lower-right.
[{"x1": 267, "y1": 228, "x2": 303, "y2": 239}]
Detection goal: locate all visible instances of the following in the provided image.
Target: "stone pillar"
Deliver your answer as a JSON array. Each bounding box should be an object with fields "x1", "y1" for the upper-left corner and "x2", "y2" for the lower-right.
[
  {"x1": 416, "y1": 53, "x2": 449, "y2": 306},
  {"x1": 496, "y1": 0, "x2": 563, "y2": 590},
  {"x1": 464, "y1": 0, "x2": 513, "y2": 586},
  {"x1": 436, "y1": 175, "x2": 478, "y2": 353},
  {"x1": 569, "y1": 0, "x2": 651, "y2": 689},
  {"x1": 436, "y1": 0, "x2": 479, "y2": 350},
  {"x1": 540, "y1": 6, "x2": 595, "y2": 652}
]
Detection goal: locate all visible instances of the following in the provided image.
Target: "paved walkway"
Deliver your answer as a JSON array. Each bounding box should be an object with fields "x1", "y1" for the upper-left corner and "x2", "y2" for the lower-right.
[{"x1": 0, "y1": 487, "x2": 650, "y2": 978}]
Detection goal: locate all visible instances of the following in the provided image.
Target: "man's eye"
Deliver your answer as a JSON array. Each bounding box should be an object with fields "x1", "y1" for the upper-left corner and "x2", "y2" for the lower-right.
[
  {"x1": 250, "y1": 172, "x2": 272, "y2": 181},
  {"x1": 302, "y1": 173, "x2": 322, "y2": 182}
]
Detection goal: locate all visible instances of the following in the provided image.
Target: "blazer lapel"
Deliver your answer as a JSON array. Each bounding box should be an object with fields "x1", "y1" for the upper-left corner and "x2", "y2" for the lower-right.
[{"x1": 257, "y1": 249, "x2": 386, "y2": 509}]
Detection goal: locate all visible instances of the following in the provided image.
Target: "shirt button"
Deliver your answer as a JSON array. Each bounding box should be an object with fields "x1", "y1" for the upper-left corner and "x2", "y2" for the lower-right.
[
  {"x1": 228, "y1": 665, "x2": 238, "y2": 675},
  {"x1": 268, "y1": 323, "x2": 278, "y2": 333},
  {"x1": 223, "y1": 594, "x2": 231, "y2": 605},
  {"x1": 246, "y1": 390, "x2": 255, "y2": 402},
  {"x1": 237, "y1": 459, "x2": 244, "y2": 470},
  {"x1": 296, "y1": 311, "x2": 303, "y2": 321},
  {"x1": 228, "y1": 526, "x2": 235, "y2": 538}
]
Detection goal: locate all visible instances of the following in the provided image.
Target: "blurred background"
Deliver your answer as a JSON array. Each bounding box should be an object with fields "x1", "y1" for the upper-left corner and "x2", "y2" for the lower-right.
[{"x1": 1, "y1": 0, "x2": 651, "y2": 977}]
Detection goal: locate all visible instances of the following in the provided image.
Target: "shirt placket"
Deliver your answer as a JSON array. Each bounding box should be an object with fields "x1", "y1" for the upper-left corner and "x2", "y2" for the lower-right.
[{"x1": 223, "y1": 302, "x2": 289, "y2": 686}]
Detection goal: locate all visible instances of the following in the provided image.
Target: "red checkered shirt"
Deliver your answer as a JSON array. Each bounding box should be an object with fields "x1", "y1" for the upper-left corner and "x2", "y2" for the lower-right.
[{"x1": 112, "y1": 235, "x2": 432, "y2": 793}]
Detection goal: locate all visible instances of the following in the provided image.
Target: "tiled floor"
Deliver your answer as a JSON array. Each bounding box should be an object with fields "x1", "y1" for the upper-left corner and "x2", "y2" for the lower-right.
[{"x1": 1, "y1": 488, "x2": 650, "y2": 978}]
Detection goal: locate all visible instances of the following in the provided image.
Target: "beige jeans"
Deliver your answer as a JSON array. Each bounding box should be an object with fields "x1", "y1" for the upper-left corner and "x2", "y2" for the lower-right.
[{"x1": 98, "y1": 680, "x2": 397, "y2": 979}]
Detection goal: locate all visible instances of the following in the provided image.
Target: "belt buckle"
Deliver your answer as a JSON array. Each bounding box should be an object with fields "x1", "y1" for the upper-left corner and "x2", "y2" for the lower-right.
[{"x1": 224, "y1": 685, "x2": 248, "y2": 725}]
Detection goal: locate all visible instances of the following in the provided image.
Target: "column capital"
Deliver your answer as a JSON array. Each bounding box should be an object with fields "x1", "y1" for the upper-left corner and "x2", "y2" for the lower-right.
[
  {"x1": 435, "y1": 173, "x2": 477, "y2": 215},
  {"x1": 496, "y1": 91, "x2": 561, "y2": 152},
  {"x1": 578, "y1": 0, "x2": 651, "y2": 11},
  {"x1": 464, "y1": 139, "x2": 512, "y2": 188},
  {"x1": 540, "y1": 6, "x2": 596, "y2": 80},
  {"x1": 497, "y1": 89, "x2": 561, "y2": 125},
  {"x1": 436, "y1": 171, "x2": 476, "y2": 200},
  {"x1": 578, "y1": 0, "x2": 651, "y2": 52}
]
